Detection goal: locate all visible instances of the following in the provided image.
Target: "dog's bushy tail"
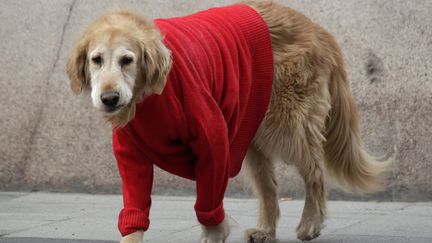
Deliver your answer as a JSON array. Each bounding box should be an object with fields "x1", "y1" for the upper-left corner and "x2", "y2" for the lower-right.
[{"x1": 324, "y1": 64, "x2": 391, "y2": 193}]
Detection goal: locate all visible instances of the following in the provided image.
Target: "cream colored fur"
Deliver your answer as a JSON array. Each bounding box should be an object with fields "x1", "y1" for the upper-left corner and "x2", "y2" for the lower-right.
[
  {"x1": 66, "y1": 1, "x2": 390, "y2": 243},
  {"x1": 200, "y1": 218, "x2": 231, "y2": 243},
  {"x1": 119, "y1": 230, "x2": 143, "y2": 243},
  {"x1": 66, "y1": 11, "x2": 171, "y2": 127}
]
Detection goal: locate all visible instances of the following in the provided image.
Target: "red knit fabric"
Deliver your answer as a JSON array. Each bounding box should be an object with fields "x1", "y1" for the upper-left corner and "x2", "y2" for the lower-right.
[{"x1": 112, "y1": 4, "x2": 273, "y2": 236}]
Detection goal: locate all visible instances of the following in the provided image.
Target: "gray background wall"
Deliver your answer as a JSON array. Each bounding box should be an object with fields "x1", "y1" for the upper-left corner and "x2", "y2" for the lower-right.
[{"x1": 1, "y1": 0, "x2": 431, "y2": 201}]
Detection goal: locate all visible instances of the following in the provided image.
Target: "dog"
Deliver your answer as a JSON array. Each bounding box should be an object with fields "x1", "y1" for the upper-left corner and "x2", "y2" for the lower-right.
[{"x1": 66, "y1": 1, "x2": 390, "y2": 243}]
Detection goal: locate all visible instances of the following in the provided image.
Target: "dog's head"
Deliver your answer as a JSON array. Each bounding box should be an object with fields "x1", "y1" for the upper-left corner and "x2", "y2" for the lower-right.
[{"x1": 66, "y1": 11, "x2": 171, "y2": 127}]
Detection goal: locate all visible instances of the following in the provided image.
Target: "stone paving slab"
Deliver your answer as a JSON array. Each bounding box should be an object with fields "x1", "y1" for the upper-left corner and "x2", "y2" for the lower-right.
[
  {"x1": 1, "y1": 192, "x2": 431, "y2": 243},
  {"x1": 0, "y1": 238, "x2": 115, "y2": 243}
]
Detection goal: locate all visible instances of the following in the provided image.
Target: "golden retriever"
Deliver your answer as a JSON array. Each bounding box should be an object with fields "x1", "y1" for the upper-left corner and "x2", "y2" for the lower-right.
[{"x1": 66, "y1": 1, "x2": 390, "y2": 243}]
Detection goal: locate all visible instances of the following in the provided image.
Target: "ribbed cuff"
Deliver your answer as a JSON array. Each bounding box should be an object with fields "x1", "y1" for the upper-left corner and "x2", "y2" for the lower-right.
[
  {"x1": 194, "y1": 203, "x2": 225, "y2": 226},
  {"x1": 118, "y1": 207, "x2": 150, "y2": 236}
]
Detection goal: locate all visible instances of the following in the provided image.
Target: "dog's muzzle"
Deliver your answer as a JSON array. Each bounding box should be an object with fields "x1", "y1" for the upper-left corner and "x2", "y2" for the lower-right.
[{"x1": 100, "y1": 91, "x2": 120, "y2": 112}]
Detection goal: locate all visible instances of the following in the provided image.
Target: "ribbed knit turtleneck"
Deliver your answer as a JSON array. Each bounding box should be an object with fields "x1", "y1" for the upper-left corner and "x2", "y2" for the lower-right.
[{"x1": 113, "y1": 4, "x2": 273, "y2": 236}]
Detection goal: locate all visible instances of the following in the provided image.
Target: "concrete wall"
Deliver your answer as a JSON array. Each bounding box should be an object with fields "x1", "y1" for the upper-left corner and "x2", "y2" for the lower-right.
[{"x1": 1, "y1": 0, "x2": 431, "y2": 201}]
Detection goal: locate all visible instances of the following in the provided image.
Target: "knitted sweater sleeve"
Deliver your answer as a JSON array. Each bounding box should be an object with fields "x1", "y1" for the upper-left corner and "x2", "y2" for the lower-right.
[
  {"x1": 112, "y1": 128, "x2": 153, "y2": 236},
  {"x1": 187, "y1": 93, "x2": 230, "y2": 226}
]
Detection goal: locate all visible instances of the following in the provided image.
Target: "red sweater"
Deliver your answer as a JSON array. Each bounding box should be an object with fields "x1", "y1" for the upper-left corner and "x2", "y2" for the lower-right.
[{"x1": 112, "y1": 4, "x2": 273, "y2": 236}]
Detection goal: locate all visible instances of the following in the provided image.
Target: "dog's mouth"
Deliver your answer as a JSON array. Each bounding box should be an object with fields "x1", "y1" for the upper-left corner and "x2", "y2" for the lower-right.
[{"x1": 100, "y1": 104, "x2": 125, "y2": 116}]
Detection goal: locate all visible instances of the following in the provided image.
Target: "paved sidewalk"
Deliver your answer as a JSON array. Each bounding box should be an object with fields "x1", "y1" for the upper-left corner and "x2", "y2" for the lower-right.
[{"x1": 0, "y1": 192, "x2": 431, "y2": 243}]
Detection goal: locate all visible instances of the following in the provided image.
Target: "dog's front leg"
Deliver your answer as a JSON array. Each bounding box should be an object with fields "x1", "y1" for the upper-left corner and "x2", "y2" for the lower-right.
[
  {"x1": 120, "y1": 230, "x2": 144, "y2": 243},
  {"x1": 200, "y1": 218, "x2": 231, "y2": 243}
]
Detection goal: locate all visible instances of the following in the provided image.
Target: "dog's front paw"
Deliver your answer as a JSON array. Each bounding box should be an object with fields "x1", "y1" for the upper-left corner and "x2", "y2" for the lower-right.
[
  {"x1": 245, "y1": 228, "x2": 275, "y2": 243},
  {"x1": 200, "y1": 219, "x2": 231, "y2": 243},
  {"x1": 120, "y1": 230, "x2": 144, "y2": 243}
]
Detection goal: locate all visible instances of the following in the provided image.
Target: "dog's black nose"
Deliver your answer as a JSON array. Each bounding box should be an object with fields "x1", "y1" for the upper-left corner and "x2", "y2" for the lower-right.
[{"x1": 100, "y1": 91, "x2": 120, "y2": 107}]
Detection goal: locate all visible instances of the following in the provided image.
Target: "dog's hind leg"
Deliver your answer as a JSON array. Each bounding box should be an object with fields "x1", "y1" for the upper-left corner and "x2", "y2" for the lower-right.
[
  {"x1": 282, "y1": 73, "x2": 331, "y2": 241},
  {"x1": 253, "y1": 61, "x2": 332, "y2": 241},
  {"x1": 270, "y1": 102, "x2": 328, "y2": 241},
  {"x1": 288, "y1": 125, "x2": 327, "y2": 241},
  {"x1": 243, "y1": 144, "x2": 280, "y2": 243}
]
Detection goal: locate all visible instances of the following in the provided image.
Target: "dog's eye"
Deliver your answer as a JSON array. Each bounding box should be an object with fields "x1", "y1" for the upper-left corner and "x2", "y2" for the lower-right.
[
  {"x1": 91, "y1": 55, "x2": 102, "y2": 65},
  {"x1": 120, "y1": 56, "x2": 133, "y2": 66}
]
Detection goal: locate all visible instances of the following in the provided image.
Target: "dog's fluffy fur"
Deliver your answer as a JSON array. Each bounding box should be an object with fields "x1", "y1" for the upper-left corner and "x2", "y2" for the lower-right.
[{"x1": 67, "y1": 1, "x2": 390, "y2": 242}]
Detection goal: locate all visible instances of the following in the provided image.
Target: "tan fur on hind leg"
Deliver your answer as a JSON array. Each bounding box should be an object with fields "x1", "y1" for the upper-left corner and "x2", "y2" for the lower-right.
[{"x1": 244, "y1": 145, "x2": 280, "y2": 243}]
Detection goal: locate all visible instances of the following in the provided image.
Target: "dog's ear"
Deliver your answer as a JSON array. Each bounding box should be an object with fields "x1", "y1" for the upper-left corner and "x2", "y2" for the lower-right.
[
  {"x1": 66, "y1": 38, "x2": 90, "y2": 94},
  {"x1": 139, "y1": 30, "x2": 172, "y2": 95}
]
